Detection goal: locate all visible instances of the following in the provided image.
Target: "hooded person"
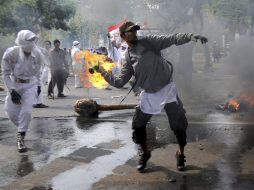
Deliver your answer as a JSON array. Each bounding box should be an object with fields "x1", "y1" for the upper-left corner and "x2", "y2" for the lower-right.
[
  {"x1": 1, "y1": 30, "x2": 45, "y2": 152},
  {"x1": 71, "y1": 40, "x2": 83, "y2": 88}
]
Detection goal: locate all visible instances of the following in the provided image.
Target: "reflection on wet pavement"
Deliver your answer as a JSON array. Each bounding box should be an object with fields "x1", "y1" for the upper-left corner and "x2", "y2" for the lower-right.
[
  {"x1": 43, "y1": 115, "x2": 136, "y2": 189},
  {"x1": 0, "y1": 111, "x2": 254, "y2": 189},
  {"x1": 51, "y1": 134, "x2": 136, "y2": 190},
  {"x1": 17, "y1": 155, "x2": 34, "y2": 177},
  {"x1": 0, "y1": 115, "x2": 136, "y2": 189}
]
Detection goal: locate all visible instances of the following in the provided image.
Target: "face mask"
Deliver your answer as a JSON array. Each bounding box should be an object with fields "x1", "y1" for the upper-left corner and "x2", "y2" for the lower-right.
[{"x1": 22, "y1": 42, "x2": 35, "y2": 53}]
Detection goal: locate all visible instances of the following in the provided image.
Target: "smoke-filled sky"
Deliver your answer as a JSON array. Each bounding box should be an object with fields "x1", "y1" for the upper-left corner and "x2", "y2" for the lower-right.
[
  {"x1": 2, "y1": 0, "x2": 254, "y2": 103},
  {"x1": 225, "y1": 37, "x2": 254, "y2": 92},
  {"x1": 78, "y1": 0, "x2": 254, "y2": 104}
]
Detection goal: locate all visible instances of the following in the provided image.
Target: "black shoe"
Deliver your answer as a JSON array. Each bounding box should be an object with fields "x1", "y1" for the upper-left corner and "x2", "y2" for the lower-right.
[
  {"x1": 33, "y1": 103, "x2": 49, "y2": 108},
  {"x1": 137, "y1": 152, "x2": 151, "y2": 172},
  {"x1": 17, "y1": 133, "x2": 27, "y2": 153},
  {"x1": 176, "y1": 152, "x2": 186, "y2": 171},
  {"x1": 58, "y1": 93, "x2": 66, "y2": 98}
]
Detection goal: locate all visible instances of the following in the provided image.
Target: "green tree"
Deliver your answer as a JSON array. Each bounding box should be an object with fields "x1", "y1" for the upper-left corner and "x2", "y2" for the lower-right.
[
  {"x1": 0, "y1": 0, "x2": 75, "y2": 34},
  {"x1": 67, "y1": 0, "x2": 135, "y2": 48},
  {"x1": 210, "y1": 0, "x2": 250, "y2": 34}
]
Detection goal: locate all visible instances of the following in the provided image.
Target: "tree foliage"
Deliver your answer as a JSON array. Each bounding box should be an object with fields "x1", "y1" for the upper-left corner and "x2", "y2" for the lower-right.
[
  {"x1": 66, "y1": 0, "x2": 136, "y2": 47},
  {"x1": 209, "y1": 0, "x2": 251, "y2": 34},
  {"x1": 0, "y1": 0, "x2": 75, "y2": 35}
]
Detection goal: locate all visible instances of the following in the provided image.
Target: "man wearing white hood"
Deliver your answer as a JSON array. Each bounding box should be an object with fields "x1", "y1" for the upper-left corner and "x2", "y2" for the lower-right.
[
  {"x1": 71, "y1": 40, "x2": 82, "y2": 88},
  {"x1": 1, "y1": 30, "x2": 45, "y2": 152}
]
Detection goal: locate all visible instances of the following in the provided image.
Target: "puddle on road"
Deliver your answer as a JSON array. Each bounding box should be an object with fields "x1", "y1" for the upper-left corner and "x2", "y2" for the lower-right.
[
  {"x1": 50, "y1": 123, "x2": 136, "y2": 190},
  {"x1": 0, "y1": 114, "x2": 136, "y2": 188},
  {"x1": 49, "y1": 113, "x2": 254, "y2": 190},
  {"x1": 1, "y1": 111, "x2": 254, "y2": 189},
  {"x1": 152, "y1": 113, "x2": 254, "y2": 190}
]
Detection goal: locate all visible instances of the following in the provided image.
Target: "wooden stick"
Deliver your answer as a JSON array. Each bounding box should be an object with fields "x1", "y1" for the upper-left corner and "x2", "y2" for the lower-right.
[
  {"x1": 74, "y1": 98, "x2": 137, "y2": 117},
  {"x1": 97, "y1": 104, "x2": 136, "y2": 111}
]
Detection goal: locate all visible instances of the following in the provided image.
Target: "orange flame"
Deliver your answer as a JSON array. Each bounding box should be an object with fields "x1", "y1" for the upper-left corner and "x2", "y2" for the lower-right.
[
  {"x1": 227, "y1": 99, "x2": 240, "y2": 111},
  {"x1": 74, "y1": 50, "x2": 115, "y2": 89}
]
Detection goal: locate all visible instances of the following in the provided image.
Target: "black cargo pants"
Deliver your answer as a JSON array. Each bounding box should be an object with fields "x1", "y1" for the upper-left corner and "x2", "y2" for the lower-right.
[{"x1": 132, "y1": 98, "x2": 188, "y2": 147}]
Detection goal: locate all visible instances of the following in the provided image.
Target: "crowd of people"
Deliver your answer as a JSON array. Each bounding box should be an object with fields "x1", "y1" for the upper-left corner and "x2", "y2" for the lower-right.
[
  {"x1": 1, "y1": 21, "x2": 208, "y2": 173},
  {"x1": 0, "y1": 28, "x2": 128, "y2": 153},
  {"x1": 35, "y1": 35, "x2": 128, "y2": 105}
]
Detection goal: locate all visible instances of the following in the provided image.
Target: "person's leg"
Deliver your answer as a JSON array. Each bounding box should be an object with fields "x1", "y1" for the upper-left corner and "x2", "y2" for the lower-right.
[
  {"x1": 41, "y1": 66, "x2": 48, "y2": 85},
  {"x1": 19, "y1": 87, "x2": 36, "y2": 132},
  {"x1": 48, "y1": 79, "x2": 52, "y2": 95},
  {"x1": 5, "y1": 91, "x2": 26, "y2": 152},
  {"x1": 34, "y1": 69, "x2": 49, "y2": 108},
  {"x1": 73, "y1": 63, "x2": 82, "y2": 88},
  {"x1": 164, "y1": 98, "x2": 188, "y2": 171},
  {"x1": 47, "y1": 68, "x2": 52, "y2": 84},
  {"x1": 6, "y1": 84, "x2": 37, "y2": 152},
  {"x1": 4, "y1": 93, "x2": 21, "y2": 126},
  {"x1": 74, "y1": 74, "x2": 78, "y2": 88},
  {"x1": 48, "y1": 72, "x2": 55, "y2": 97},
  {"x1": 56, "y1": 70, "x2": 65, "y2": 96},
  {"x1": 74, "y1": 73, "x2": 82, "y2": 88},
  {"x1": 132, "y1": 107, "x2": 152, "y2": 171}
]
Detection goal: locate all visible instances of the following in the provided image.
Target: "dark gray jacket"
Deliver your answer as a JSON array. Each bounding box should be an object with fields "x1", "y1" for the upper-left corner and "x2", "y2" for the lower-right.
[
  {"x1": 49, "y1": 48, "x2": 68, "y2": 72},
  {"x1": 99, "y1": 33, "x2": 193, "y2": 93}
]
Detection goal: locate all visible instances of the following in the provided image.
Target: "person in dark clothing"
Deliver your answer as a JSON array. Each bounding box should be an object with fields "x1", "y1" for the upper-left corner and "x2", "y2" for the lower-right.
[
  {"x1": 48, "y1": 39, "x2": 69, "y2": 98},
  {"x1": 97, "y1": 21, "x2": 208, "y2": 172}
]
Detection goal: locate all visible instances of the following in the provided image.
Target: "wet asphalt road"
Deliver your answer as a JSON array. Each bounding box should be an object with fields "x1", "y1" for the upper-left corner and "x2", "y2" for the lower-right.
[
  {"x1": 0, "y1": 75, "x2": 254, "y2": 190},
  {"x1": 0, "y1": 111, "x2": 254, "y2": 190}
]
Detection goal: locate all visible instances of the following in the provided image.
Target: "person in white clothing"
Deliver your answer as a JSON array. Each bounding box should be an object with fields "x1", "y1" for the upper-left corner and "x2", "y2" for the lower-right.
[
  {"x1": 1, "y1": 30, "x2": 45, "y2": 152},
  {"x1": 41, "y1": 40, "x2": 52, "y2": 85},
  {"x1": 108, "y1": 30, "x2": 124, "y2": 75},
  {"x1": 33, "y1": 40, "x2": 51, "y2": 108},
  {"x1": 71, "y1": 41, "x2": 83, "y2": 88}
]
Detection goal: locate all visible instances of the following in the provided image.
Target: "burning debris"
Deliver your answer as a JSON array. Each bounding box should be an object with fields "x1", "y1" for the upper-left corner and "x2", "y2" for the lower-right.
[
  {"x1": 74, "y1": 98, "x2": 137, "y2": 117},
  {"x1": 216, "y1": 92, "x2": 254, "y2": 112},
  {"x1": 216, "y1": 99, "x2": 240, "y2": 112}
]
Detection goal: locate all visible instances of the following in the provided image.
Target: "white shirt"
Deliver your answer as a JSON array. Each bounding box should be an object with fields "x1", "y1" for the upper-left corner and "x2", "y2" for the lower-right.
[
  {"x1": 1, "y1": 46, "x2": 44, "y2": 90},
  {"x1": 139, "y1": 82, "x2": 178, "y2": 114},
  {"x1": 71, "y1": 46, "x2": 80, "y2": 65},
  {"x1": 108, "y1": 46, "x2": 122, "y2": 63},
  {"x1": 39, "y1": 47, "x2": 51, "y2": 67}
]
